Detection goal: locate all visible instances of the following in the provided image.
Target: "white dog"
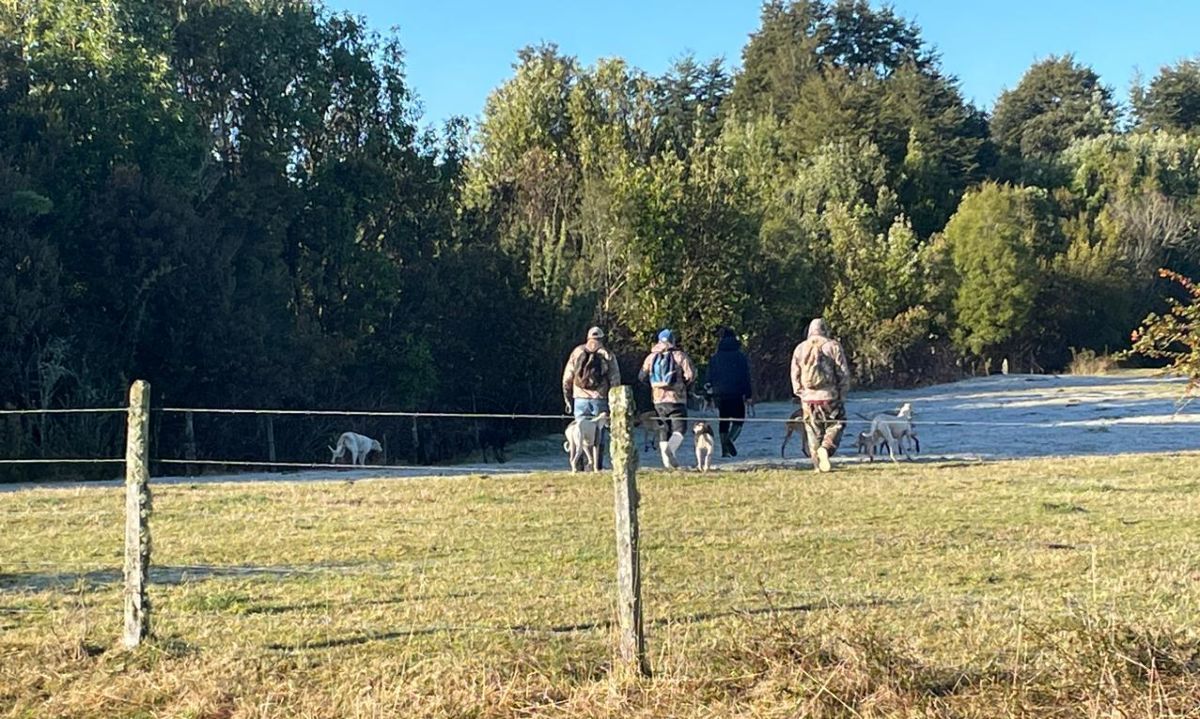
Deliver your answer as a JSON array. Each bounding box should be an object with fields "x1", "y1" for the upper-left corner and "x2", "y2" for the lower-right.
[
  {"x1": 329, "y1": 431, "x2": 382, "y2": 466},
  {"x1": 564, "y1": 413, "x2": 608, "y2": 473},
  {"x1": 692, "y1": 421, "x2": 715, "y2": 472},
  {"x1": 866, "y1": 403, "x2": 916, "y2": 463}
]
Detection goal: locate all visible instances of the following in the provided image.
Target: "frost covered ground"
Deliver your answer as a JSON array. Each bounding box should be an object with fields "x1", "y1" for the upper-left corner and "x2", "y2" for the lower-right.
[
  {"x1": 4, "y1": 372, "x2": 1196, "y2": 491},
  {"x1": 165, "y1": 371, "x2": 1200, "y2": 481}
]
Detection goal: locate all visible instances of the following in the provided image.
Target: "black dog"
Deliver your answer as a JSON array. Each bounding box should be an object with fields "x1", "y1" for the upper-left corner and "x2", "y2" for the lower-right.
[{"x1": 477, "y1": 424, "x2": 511, "y2": 463}]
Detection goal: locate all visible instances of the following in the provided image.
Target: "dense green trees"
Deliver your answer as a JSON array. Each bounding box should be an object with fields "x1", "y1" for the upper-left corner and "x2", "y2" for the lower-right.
[{"x1": 2, "y1": 0, "x2": 1198, "y2": 472}]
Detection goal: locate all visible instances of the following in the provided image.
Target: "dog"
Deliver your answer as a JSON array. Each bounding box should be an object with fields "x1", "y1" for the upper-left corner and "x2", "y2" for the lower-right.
[
  {"x1": 633, "y1": 410, "x2": 659, "y2": 453},
  {"x1": 693, "y1": 421, "x2": 715, "y2": 471},
  {"x1": 329, "y1": 431, "x2": 382, "y2": 466},
  {"x1": 691, "y1": 383, "x2": 716, "y2": 413},
  {"x1": 563, "y1": 413, "x2": 608, "y2": 472},
  {"x1": 780, "y1": 407, "x2": 810, "y2": 458},
  {"x1": 855, "y1": 429, "x2": 891, "y2": 461},
  {"x1": 864, "y1": 403, "x2": 916, "y2": 463},
  {"x1": 478, "y1": 424, "x2": 511, "y2": 463}
]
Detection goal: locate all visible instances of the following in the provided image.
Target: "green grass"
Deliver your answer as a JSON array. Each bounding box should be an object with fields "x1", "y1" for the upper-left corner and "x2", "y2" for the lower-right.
[{"x1": 3, "y1": 454, "x2": 1200, "y2": 717}]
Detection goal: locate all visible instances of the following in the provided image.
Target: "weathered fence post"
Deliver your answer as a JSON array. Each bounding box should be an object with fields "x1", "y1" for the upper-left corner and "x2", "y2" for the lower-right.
[
  {"x1": 264, "y1": 416, "x2": 277, "y2": 471},
  {"x1": 609, "y1": 386, "x2": 649, "y2": 677},
  {"x1": 123, "y1": 380, "x2": 152, "y2": 648},
  {"x1": 183, "y1": 410, "x2": 197, "y2": 476}
]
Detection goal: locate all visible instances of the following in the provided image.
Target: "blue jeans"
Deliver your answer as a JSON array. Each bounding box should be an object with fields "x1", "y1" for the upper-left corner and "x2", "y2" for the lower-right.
[{"x1": 573, "y1": 398, "x2": 609, "y2": 420}]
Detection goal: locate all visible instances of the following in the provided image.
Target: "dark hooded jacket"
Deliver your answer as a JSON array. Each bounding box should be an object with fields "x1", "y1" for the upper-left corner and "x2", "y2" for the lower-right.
[{"x1": 706, "y1": 332, "x2": 753, "y2": 400}]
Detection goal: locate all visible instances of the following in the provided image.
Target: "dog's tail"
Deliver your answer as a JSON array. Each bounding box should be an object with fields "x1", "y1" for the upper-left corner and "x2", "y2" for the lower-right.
[{"x1": 854, "y1": 412, "x2": 876, "y2": 422}]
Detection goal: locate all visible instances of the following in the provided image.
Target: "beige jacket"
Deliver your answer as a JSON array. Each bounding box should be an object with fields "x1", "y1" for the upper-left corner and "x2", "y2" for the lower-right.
[
  {"x1": 790, "y1": 319, "x2": 851, "y2": 402},
  {"x1": 638, "y1": 342, "x2": 697, "y2": 405},
  {"x1": 562, "y1": 341, "x2": 621, "y2": 400}
]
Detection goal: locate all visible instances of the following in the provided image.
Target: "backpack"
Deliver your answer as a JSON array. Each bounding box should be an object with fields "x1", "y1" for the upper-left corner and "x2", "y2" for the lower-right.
[
  {"x1": 649, "y1": 350, "x2": 679, "y2": 389},
  {"x1": 800, "y1": 337, "x2": 837, "y2": 391},
  {"x1": 573, "y1": 349, "x2": 606, "y2": 391}
]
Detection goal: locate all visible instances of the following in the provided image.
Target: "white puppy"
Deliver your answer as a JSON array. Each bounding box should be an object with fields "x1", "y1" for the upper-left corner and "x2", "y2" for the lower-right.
[
  {"x1": 692, "y1": 421, "x2": 715, "y2": 472},
  {"x1": 867, "y1": 403, "x2": 915, "y2": 463},
  {"x1": 329, "y1": 431, "x2": 382, "y2": 466},
  {"x1": 563, "y1": 413, "x2": 609, "y2": 473}
]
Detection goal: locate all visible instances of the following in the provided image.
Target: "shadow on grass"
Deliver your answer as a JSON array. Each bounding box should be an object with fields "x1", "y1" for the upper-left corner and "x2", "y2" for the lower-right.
[
  {"x1": 0, "y1": 563, "x2": 381, "y2": 592},
  {"x1": 268, "y1": 597, "x2": 906, "y2": 652}
]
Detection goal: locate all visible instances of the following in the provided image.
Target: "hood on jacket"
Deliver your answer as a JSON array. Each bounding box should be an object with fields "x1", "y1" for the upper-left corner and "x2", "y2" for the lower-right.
[
  {"x1": 716, "y1": 331, "x2": 741, "y2": 352},
  {"x1": 806, "y1": 318, "x2": 829, "y2": 339}
]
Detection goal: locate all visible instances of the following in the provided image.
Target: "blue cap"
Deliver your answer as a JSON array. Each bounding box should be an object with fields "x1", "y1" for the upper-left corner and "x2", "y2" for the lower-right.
[{"x1": 658, "y1": 329, "x2": 676, "y2": 344}]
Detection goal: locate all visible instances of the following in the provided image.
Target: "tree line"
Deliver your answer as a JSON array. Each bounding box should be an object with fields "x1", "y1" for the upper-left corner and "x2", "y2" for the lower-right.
[{"x1": 1, "y1": 0, "x2": 1198, "y2": 475}]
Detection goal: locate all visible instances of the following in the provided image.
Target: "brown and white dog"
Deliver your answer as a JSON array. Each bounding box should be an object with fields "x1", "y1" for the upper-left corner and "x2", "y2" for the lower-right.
[
  {"x1": 780, "y1": 407, "x2": 809, "y2": 459},
  {"x1": 564, "y1": 413, "x2": 609, "y2": 472},
  {"x1": 692, "y1": 421, "x2": 715, "y2": 472}
]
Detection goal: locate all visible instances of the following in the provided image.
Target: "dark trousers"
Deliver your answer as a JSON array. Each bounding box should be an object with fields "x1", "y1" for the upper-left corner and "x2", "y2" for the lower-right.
[
  {"x1": 654, "y1": 403, "x2": 687, "y2": 443},
  {"x1": 716, "y1": 395, "x2": 745, "y2": 448}
]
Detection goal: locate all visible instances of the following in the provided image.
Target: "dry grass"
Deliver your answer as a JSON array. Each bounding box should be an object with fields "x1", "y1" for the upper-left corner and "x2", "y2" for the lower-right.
[
  {"x1": 3, "y1": 454, "x2": 1200, "y2": 717},
  {"x1": 1068, "y1": 348, "x2": 1120, "y2": 375}
]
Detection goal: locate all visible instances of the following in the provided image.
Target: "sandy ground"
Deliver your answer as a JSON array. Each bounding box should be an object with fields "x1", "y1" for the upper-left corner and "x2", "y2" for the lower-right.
[{"x1": 4, "y1": 373, "x2": 1197, "y2": 491}]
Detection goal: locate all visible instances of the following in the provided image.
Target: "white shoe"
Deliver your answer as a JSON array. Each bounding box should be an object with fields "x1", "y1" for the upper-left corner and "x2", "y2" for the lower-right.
[
  {"x1": 666, "y1": 432, "x2": 684, "y2": 469},
  {"x1": 816, "y1": 446, "x2": 832, "y2": 473},
  {"x1": 659, "y1": 441, "x2": 674, "y2": 469}
]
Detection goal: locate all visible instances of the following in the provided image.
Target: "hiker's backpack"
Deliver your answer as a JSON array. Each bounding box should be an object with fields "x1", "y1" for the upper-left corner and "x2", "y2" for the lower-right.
[
  {"x1": 574, "y1": 349, "x2": 606, "y2": 391},
  {"x1": 800, "y1": 337, "x2": 837, "y2": 391},
  {"x1": 649, "y1": 350, "x2": 679, "y2": 389}
]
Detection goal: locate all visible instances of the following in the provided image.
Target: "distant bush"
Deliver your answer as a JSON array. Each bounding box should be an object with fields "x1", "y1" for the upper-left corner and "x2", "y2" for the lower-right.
[{"x1": 1067, "y1": 347, "x2": 1118, "y2": 375}]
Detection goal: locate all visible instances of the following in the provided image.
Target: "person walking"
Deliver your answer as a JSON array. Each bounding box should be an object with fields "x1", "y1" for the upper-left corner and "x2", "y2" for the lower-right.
[
  {"x1": 638, "y1": 329, "x2": 696, "y2": 469},
  {"x1": 790, "y1": 318, "x2": 850, "y2": 473},
  {"x1": 706, "y1": 328, "x2": 753, "y2": 457}
]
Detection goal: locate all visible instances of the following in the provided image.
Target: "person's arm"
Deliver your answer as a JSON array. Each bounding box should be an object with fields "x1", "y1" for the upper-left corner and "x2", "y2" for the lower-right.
[
  {"x1": 562, "y1": 347, "x2": 580, "y2": 407},
  {"x1": 740, "y1": 354, "x2": 753, "y2": 401},
  {"x1": 637, "y1": 354, "x2": 651, "y2": 384},
  {"x1": 606, "y1": 350, "x2": 622, "y2": 388},
  {"x1": 833, "y1": 342, "x2": 852, "y2": 400},
  {"x1": 681, "y1": 351, "x2": 697, "y2": 387},
  {"x1": 790, "y1": 344, "x2": 804, "y2": 397}
]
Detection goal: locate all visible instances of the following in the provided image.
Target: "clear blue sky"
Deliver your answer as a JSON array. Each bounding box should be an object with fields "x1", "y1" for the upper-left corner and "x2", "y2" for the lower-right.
[{"x1": 331, "y1": 0, "x2": 1200, "y2": 129}]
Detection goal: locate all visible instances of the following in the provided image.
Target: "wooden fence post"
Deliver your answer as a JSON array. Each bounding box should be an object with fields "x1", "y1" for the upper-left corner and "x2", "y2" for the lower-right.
[
  {"x1": 265, "y1": 416, "x2": 277, "y2": 471},
  {"x1": 183, "y1": 410, "x2": 197, "y2": 476},
  {"x1": 123, "y1": 380, "x2": 152, "y2": 648},
  {"x1": 609, "y1": 386, "x2": 649, "y2": 677}
]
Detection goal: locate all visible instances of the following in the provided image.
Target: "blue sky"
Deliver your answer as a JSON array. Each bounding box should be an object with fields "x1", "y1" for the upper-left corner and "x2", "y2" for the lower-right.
[{"x1": 330, "y1": 0, "x2": 1200, "y2": 129}]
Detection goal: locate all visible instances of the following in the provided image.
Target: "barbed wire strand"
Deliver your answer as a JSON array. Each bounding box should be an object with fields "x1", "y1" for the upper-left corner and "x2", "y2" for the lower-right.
[
  {"x1": 0, "y1": 458, "x2": 124, "y2": 465},
  {"x1": 0, "y1": 408, "x2": 125, "y2": 415}
]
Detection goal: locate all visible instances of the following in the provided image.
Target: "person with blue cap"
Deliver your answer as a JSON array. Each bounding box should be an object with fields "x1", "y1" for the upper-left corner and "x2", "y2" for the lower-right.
[{"x1": 637, "y1": 329, "x2": 697, "y2": 468}]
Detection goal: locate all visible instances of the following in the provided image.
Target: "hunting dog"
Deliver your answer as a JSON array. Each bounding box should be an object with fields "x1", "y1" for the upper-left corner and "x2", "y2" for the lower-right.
[
  {"x1": 478, "y1": 424, "x2": 511, "y2": 463},
  {"x1": 633, "y1": 410, "x2": 658, "y2": 453},
  {"x1": 564, "y1": 413, "x2": 608, "y2": 473},
  {"x1": 861, "y1": 403, "x2": 917, "y2": 463},
  {"x1": 780, "y1": 406, "x2": 810, "y2": 458},
  {"x1": 693, "y1": 421, "x2": 715, "y2": 472},
  {"x1": 691, "y1": 383, "x2": 717, "y2": 413},
  {"x1": 329, "y1": 431, "x2": 382, "y2": 466}
]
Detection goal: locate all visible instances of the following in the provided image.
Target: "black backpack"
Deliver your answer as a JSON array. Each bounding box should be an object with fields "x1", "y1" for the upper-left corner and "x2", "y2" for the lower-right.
[{"x1": 574, "y1": 349, "x2": 606, "y2": 391}]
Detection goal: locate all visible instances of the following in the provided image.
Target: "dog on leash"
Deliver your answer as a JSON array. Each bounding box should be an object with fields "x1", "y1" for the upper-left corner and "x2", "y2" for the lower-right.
[
  {"x1": 780, "y1": 407, "x2": 810, "y2": 458},
  {"x1": 564, "y1": 413, "x2": 608, "y2": 472},
  {"x1": 693, "y1": 421, "x2": 715, "y2": 472},
  {"x1": 864, "y1": 403, "x2": 917, "y2": 463},
  {"x1": 329, "y1": 431, "x2": 382, "y2": 466}
]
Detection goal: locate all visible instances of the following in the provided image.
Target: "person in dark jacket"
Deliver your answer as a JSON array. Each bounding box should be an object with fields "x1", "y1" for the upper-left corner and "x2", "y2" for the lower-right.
[{"x1": 706, "y1": 328, "x2": 753, "y2": 457}]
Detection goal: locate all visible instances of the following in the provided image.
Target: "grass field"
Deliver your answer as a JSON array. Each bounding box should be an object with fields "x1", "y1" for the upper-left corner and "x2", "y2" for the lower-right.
[{"x1": 4, "y1": 454, "x2": 1200, "y2": 717}]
